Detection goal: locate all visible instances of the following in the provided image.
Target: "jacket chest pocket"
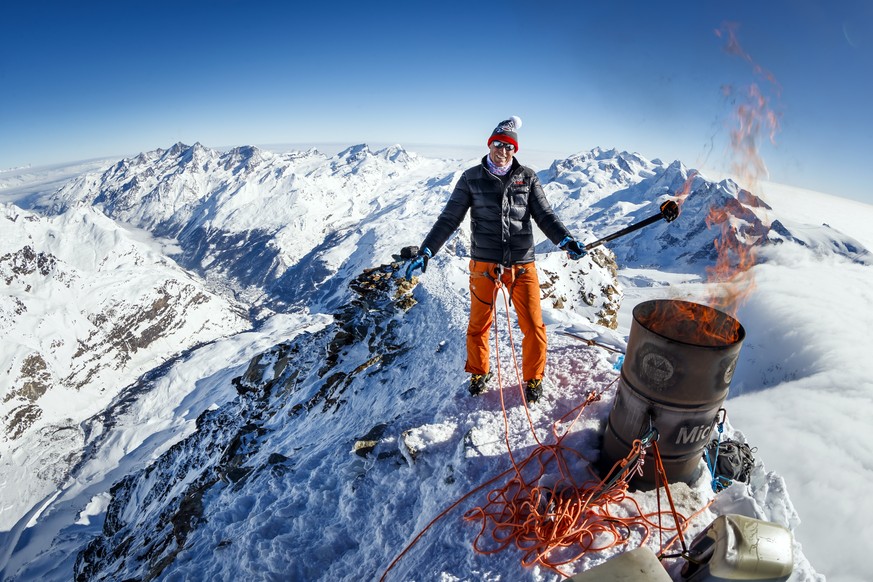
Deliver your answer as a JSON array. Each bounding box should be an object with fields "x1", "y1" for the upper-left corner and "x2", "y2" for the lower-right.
[
  {"x1": 511, "y1": 187, "x2": 530, "y2": 208},
  {"x1": 509, "y1": 189, "x2": 531, "y2": 221}
]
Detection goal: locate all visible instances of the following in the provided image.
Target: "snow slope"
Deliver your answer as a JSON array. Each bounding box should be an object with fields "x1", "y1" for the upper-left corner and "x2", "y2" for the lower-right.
[
  {"x1": 0, "y1": 202, "x2": 249, "y2": 532},
  {"x1": 3, "y1": 143, "x2": 868, "y2": 580}
]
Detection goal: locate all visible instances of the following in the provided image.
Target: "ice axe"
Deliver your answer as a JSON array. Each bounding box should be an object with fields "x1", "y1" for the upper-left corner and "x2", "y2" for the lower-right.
[{"x1": 583, "y1": 199, "x2": 680, "y2": 251}]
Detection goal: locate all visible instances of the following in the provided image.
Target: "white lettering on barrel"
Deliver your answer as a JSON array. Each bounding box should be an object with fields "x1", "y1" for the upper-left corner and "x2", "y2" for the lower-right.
[{"x1": 676, "y1": 424, "x2": 712, "y2": 445}]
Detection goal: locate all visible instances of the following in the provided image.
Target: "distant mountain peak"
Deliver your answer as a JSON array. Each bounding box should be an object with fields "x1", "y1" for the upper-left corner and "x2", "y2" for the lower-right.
[
  {"x1": 163, "y1": 142, "x2": 190, "y2": 158},
  {"x1": 375, "y1": 144, "x2": 415, "y2": 163},
  {"x1": 223, "y1": 145, "x2": 268, "y2": 173},
  {"x1": 335, "y1": 143, "x2": 371, "y2": 161}
]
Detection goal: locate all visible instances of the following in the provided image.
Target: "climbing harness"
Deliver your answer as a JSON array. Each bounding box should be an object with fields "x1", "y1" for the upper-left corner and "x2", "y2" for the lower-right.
[
  {"x1": 470, "y1": 263, "x2": 503, "y2": 307},
  {"x1": 473, "y1": 263, "x2": 528, "y2": 307}
]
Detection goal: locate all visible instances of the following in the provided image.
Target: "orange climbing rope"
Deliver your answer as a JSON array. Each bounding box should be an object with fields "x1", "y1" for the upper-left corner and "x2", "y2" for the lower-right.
[{"x1": 491, "y1": 275, "x2": 544, "y2": 454}]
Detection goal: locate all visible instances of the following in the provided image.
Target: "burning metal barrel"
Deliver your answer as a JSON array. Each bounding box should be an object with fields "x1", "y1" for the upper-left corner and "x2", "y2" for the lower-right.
[{"x1": 602, "y1": 299, "x2": 745, "y2": 485}]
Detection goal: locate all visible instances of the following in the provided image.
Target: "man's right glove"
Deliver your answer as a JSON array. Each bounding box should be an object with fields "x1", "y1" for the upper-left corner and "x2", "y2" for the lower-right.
[
  {"x1": 559, "y1": 236, "x2": 586, "y2": 260},
  {"x1": 405, "y1": 247, "x2": 432, "y2": 280}
]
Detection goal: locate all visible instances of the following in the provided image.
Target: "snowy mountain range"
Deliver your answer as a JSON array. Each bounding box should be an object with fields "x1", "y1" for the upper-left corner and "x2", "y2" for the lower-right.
[
  {"x1": 41, "y1": 143, "x2": 445, "y2": 312},
  {"x1": 3, "y1": 141, "x2": 865, "y2": 580}
]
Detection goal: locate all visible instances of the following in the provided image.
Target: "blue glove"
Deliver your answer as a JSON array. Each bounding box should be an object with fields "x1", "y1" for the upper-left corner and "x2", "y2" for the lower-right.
[
  {"x1": 559, "y1": 236, "x2": 586, "y2": 260},
  {"x1": 405, "y1": 247, "x2": 432, "y2": 280}
]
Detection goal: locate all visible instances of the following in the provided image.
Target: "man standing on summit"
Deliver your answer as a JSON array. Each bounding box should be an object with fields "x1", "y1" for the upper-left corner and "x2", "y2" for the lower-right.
[{"x1": 406, "y1": 116, "x2": 586, "y2": 404}]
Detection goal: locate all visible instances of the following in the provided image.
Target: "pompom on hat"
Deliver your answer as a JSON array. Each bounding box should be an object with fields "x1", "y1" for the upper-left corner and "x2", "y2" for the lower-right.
[{"x1": 488, "y1": 115, "x2": 522, "y2": 152}]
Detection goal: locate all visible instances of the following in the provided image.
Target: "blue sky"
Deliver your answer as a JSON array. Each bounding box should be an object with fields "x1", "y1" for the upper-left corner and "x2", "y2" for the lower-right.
[{"x1": 2, "y1": 0, "x2": 871, "y2": 203}]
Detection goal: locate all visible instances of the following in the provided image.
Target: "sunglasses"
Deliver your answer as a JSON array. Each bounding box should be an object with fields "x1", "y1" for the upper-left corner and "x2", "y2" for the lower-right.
[{"x1": 491, "y1": 141, "x2": 515, "y2": 152}]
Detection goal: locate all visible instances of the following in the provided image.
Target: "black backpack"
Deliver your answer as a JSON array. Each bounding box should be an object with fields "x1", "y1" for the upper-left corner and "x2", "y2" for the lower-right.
[{"x1": 704, "y1": 438, "x2": 756, "y2": 491}]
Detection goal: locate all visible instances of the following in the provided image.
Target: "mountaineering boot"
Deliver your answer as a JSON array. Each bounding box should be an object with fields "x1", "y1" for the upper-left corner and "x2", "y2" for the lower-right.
[
  {"x1": 469, "y1": 372, "x2": 493, "y2": 396},
  {"x1": 524, "y1": 378, "x2": 543, "y2": 404}
]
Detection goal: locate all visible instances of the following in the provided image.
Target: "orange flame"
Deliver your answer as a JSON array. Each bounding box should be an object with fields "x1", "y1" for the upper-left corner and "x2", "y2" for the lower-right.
[
  {"x1": 703, "y1": 23, "x2": 782, "y2": 318},
  {"x1": 725, "y1": 83, "x2": 781, "y2": 189},
  {"x1": 639, "y1": 24, "x2": 780, "y2": 342},
  {"x1": 705, "y1": 204, "x2": 757, "y2": 315},
  {"x1": 640, "y1": 300, "x2": 742, "y2": 346}
]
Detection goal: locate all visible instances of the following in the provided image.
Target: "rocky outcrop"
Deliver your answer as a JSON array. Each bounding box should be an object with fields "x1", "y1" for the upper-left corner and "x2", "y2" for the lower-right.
[
  {"x1": 0, "y1": 245, "x2": 57, "y2": 285},
  {"x1": 538, "y1": 247, "x2": 622, "y2": 329}
]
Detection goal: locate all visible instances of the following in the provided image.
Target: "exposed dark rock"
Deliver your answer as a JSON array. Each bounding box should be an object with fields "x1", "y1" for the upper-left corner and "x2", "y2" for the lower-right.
[
  {"x1": 353, "y1": 423, "x2": 390, "y2": 457},
  {"x1": 0, "y1": 245, "x2": 57, "y2": 285},
  {"x1": 3, "y1": 404, "x2": 43, "y2": 440}
]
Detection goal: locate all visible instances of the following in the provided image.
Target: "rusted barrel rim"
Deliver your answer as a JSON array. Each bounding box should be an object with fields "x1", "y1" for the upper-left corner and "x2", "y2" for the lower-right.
[{"x1": 633, "y1": 299, "x2": 746, "y2": 348}]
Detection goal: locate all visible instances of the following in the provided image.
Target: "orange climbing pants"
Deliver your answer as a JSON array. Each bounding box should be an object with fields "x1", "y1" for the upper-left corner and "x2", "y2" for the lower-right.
[{"x1": 465, "y1": 259, "x2": 547, "y2": 382}]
